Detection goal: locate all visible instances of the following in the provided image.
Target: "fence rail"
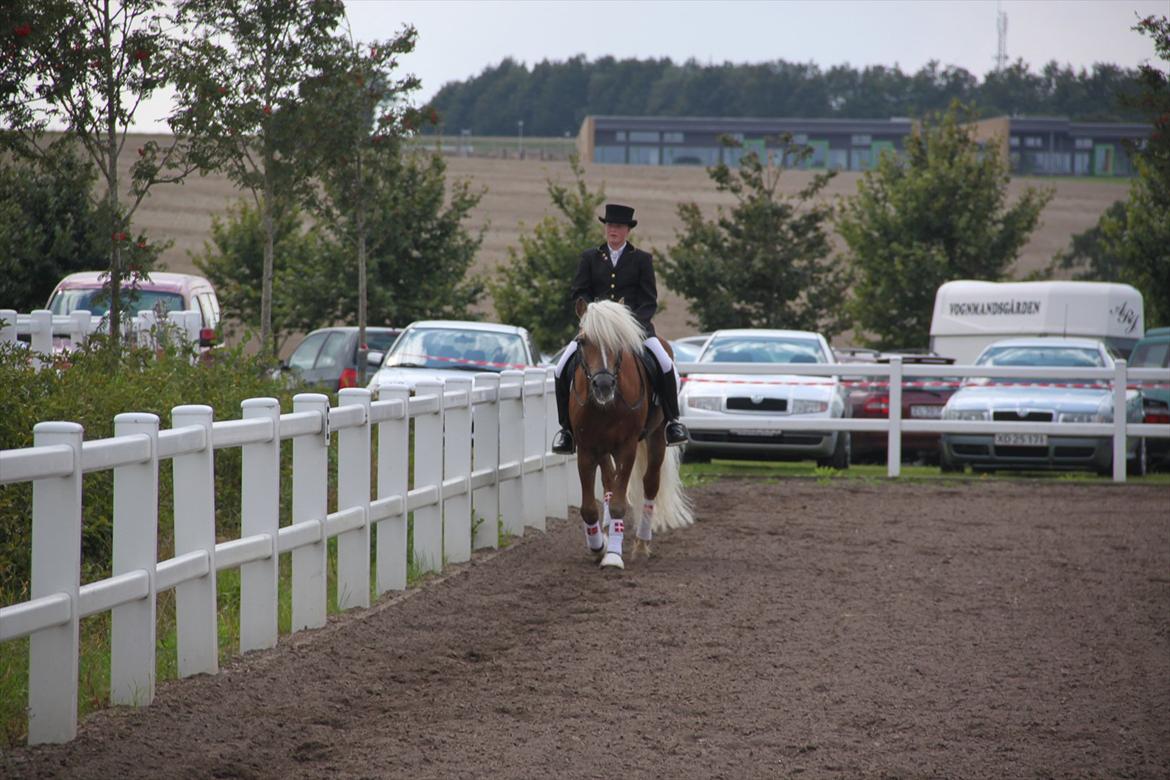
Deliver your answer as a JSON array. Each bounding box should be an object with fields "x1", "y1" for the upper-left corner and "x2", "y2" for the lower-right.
[{"x1": 0, "y1": 369, "x2": 579, "y2": 745}]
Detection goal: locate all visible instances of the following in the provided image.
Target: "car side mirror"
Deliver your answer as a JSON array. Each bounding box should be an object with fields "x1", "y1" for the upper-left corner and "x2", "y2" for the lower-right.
[{"x1": 367, "y1": 350, "x2": 384, "y2": 369}]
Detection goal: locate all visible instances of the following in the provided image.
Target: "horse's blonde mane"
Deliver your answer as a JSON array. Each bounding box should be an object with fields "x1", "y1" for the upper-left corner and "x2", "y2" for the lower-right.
[{"x1": 579, "y1": 300, "x2": 645, "y2": 356}]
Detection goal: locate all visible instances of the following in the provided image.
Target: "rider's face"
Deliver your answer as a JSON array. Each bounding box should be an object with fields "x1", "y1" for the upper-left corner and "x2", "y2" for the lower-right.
[{"x1": 604, "y1": 222, "x2": 630, "y2": 248}]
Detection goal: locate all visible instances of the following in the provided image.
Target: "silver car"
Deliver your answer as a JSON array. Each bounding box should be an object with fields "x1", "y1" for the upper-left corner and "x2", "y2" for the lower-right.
[
  {"x1": 679, "y1": 329, "x2": 850, "y2": 467},
  {"x1": 366, "y1": 320, "x2": 539, "y2": 390},
  {"x1": 940, "y1": 337, "x2": 1144, "y2": 475}
]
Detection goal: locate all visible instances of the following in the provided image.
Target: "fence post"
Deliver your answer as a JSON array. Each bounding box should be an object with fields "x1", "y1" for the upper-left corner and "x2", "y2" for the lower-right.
[
  {"x1": 291, "y1": 393, "x2": 330, "y2": 631},
  {"x1": 498, "y1": 371, "x2": 525, "y2": 537},
  {"x1": 0, "y1": 308, "x2": 15, "y2": 345},
  {"x1": 337, "y1": 388, "x2": 372, "y2": 609},
  {"x1": 30, "y1": 310, "x2": 52, "y2": 367},
  {"x1": 472, "y1": 373, "x2": 500, "y2": 550},
  {"x1": 543, "y1": 368, "x2": 567, "y2": 520},
  {"x1": 110, "y1": 413, "x2": 159, "y2": 707},
  {"x1": 413, "y1": 380, "x2": 445, "y2": 574},
  {"x1": 240, "y1": 397, "x2": 280, "y2": 652},
  {"x1": 27, "y1": 421, "x2": 83, "y2": 744},
  {"x1": 1113, "y1": 359, "x2": 1127, "y2": 483},
  {"x1": 887, "y1": 357, "x2": 903, "y2": 478},
  {"x1": 376, "y1": 383, "x2": 410, "y2": 592},
  {"x1": 443, "y1": 377, "x2": 473, "y2": 564},
  {"x1": 523, "y1": 368, "x2": 547, "y2": 532},
  {"x1": 171, "y1": 405, "x2": 218, "y2": 677},
  {"x1": 68, "y1": 310, "x2": 91, "y2": 348}
]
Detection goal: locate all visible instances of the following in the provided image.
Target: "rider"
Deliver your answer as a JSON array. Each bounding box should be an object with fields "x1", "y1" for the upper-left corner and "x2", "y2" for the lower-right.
[{"x1": 550, "y1": 203, "x2": 689, "y2": 455}]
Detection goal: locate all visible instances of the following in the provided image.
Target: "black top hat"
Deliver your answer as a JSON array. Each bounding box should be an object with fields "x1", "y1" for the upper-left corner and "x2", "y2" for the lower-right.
[{"x1": 598, "y1": 203, "x2": 637, "y2": 228}]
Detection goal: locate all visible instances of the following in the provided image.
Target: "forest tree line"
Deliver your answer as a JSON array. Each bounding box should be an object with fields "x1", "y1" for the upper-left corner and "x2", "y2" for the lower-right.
[{"x1": 427, "y1": 56, "x2": 1147, "y2": 137}]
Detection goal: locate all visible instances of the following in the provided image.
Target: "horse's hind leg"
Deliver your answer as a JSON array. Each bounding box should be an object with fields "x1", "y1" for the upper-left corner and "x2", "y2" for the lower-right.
[
  {"x1": 576, "y1": 455, "x2": 605, "y2": 560},
  {"x1": 633, "y1": 435, "x2": 667, "y2": 560}
]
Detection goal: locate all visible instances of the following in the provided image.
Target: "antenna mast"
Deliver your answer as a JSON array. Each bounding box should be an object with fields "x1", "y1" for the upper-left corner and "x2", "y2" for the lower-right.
[{"x1": 995, "y1": 2, "x2": 1008, "y2": 71}]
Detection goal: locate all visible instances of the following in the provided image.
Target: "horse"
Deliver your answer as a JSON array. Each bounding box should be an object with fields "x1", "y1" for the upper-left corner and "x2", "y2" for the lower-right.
[{"x1": 569, "y1": 299, "x2": 694, "y2": 570}]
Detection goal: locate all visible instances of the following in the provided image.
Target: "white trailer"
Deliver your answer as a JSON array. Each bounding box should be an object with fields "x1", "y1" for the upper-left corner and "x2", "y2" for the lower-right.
[{"x1": 929, "y1": 280, "x2": 1144, "y2": 364}]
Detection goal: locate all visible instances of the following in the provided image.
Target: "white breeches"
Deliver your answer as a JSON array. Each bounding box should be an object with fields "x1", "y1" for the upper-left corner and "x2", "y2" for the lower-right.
[{"x1": 555, "y1": 336, "x2": 676, "y2": 379}]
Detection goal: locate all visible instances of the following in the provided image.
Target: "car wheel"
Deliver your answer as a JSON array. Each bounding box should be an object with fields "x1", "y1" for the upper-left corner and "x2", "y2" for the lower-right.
[
  {"x1": 1127, "y1": 438, "x2": 1148, "y2": 478},
  {"x1": 817, "y1": 431, "x2": 850, "y2": 470}
]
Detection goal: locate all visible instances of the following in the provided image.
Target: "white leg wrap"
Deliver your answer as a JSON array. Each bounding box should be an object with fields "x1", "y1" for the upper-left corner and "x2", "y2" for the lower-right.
[
  {"x1": 603, "y1": 493, "x2": 623, "y2": 555},
  {"x1": 638, "y1": 501, "x2": 654, "y2": 541},
  {"x1": 583, "y1": 520, "x2": 604, "y2": 551},
  {"x1": 554, "y1": 339, "x2": 578, "y2": 378},
  {"x1": 644, "y1": 336, "x2": 674, "y2": 373}
]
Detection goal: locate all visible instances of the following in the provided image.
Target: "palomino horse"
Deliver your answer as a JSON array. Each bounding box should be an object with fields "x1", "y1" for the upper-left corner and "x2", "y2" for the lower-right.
[{"x1": 569, "y1": 299, "x2": 694, "y2": 570}]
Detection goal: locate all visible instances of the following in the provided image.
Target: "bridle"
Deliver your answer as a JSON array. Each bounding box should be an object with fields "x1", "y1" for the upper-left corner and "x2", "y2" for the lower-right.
[{"x1": 572, "y1": 335, "x2": 644, "y2": 411}]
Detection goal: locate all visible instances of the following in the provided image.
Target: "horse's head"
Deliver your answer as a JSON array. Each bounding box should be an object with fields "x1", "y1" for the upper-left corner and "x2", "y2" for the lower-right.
[{"x1": 574, "y1": 298, "x2": 645, "y2": 409}]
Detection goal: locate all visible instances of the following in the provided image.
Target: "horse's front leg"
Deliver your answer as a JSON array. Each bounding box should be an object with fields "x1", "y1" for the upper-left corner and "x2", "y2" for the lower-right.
[
  {"x1": 576, "y1": 454, "x2": 605, "y2": 560},
  {"x1": 600, "y1": 441, "x2": 639, "y2": 571}
]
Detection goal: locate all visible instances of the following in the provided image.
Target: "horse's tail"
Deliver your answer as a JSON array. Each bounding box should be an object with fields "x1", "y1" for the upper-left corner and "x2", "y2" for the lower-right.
[{"x1": 628, "y1": 441, "x2": 694, "y2": 532}]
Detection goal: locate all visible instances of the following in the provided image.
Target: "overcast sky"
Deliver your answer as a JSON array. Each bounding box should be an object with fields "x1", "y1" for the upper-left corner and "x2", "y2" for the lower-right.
[
  {"x1": 348, "y1": 0, "x2": 1163, "y2": 99},
  {"x1": 132, "y1": 0, "x2": 1164, "y2": 131}
]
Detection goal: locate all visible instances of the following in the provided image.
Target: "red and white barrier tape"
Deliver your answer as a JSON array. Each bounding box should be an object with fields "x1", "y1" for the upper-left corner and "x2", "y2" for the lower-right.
[{"x1": 682, "y1": 377, "x2": 1170, "y2": 390}]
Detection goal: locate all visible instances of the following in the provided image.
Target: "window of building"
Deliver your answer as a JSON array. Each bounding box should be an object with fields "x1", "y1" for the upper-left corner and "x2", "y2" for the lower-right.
[
  {"x1": 851, "y1": 134, "x2": 872, "y2": 146},
  {"x1": 792, "y1": 133, "x2": 808, "y2": 144},
  {"x1": 850, "y1": 147, "x2": 872, "y2": 171},
  {"x1": 615, "y1": 131, "x2": 626, "y2": 142},
  {"x1": 663, "y1": 131, "x2": 685, "y2": 143},
  {"x1": 1074, "y1": 137, "x2": 1093, "y2": 150},
  {"x1": 1023, "y1": 136, "x2": 1043, "y2": 149},
  {"x1": 628, "y1": 130, "x2": 660, "y2": 143},
  {"x1": 628, "y1": 146, "x2": 660, "y2": 165},
  {"x1": 827, "y1": 148, "x2": 848, "y2": 171},
  {"x1": 593, "y1": 146, "x2": 626, "y2": 164},
  {"x1": 663, "y1": 146, "x2": 719, "y2": 166}
]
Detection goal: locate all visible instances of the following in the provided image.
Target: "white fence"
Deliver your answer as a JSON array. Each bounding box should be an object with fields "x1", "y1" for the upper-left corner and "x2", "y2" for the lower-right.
[
  {"x1": 0, "y1": 369, "x2": 579, "y2": 745},
  {"x1": 677, "y1": 357, "x2": 1170, "y2": 481},
  {"x1": 0, "y1": 308, "x2": 203, "y2": 366}
]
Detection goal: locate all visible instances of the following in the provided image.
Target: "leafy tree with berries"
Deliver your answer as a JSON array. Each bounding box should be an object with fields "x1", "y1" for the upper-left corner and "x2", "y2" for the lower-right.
[
  {"x1": 170, "y1": 0, "x2": 347, "y2": 357},
  {"x1": 0, "y1": 0, "x2": 186, "y2": 341}
]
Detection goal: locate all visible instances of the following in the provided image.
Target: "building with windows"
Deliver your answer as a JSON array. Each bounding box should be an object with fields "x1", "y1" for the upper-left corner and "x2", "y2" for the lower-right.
[{"x1": 577, "y1": 115, "x2": 1150, "y2": 177}]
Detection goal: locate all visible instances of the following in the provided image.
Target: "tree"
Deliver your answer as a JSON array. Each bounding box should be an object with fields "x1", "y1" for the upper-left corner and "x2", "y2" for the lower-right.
[
  {"x1": 191, "y1": 198, "x2": 332, "y2": 352},
  {"x1": 1098, "y1": 15, "x2": 1170, "y2": 327},
  {"x1": 837, "y1": 102, "x2": 1053, "y2": 349},
  {"x1": 0, "y1": 144, "x2": 110, "y2": 311},
  {"x1": 662, "y1": 137, "x2": 849, "y2": 335},
  {"x1": 0, "y1": 0, "x2": 192, "y2": 341},
  {"x1": 299, "y1": 22, "x2": 426, "y2": 381},
  {"x1": 1044, "y1": 200, "x2": 1129, "y2": 282},
  {"x1": 170, "y1": 0, "x2": 346, "y2": 357},
  {"x1": 489, "y1": 155, "x2": 606, "y2": 352}
]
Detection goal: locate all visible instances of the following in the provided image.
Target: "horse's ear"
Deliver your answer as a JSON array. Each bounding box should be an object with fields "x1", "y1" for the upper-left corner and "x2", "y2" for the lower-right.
[
  {"x1": 617, "y1": 297, "x2": 625, "y2": 307},
  {"x1": 575, "y1": 298, "x2": 588, "y2": 319}
]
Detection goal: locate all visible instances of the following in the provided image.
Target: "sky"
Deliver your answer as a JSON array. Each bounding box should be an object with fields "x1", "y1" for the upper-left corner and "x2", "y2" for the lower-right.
[{"x1": 133, "y1": 0, "x2": 1165, "y2": 131}]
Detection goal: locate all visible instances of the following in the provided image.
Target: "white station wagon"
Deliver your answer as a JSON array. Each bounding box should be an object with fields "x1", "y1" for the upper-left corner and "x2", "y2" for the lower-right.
[{"x1": 679, "y1": 329, "x2": 850, "y2": 467}]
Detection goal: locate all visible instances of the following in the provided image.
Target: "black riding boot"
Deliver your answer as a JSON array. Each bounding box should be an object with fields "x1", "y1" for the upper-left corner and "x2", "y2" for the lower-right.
[
  {"x1": 658, "y1": 366, "x2": 689, "y2": 446},
  {"x1": 551, "y1": 361, "x2": 575, "y2": 454}
]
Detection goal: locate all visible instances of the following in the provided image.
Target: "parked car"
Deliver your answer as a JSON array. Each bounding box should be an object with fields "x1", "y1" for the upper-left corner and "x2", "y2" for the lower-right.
[
  {"x1": 940, "y1": 337, "x2": 1145, "y2": 475},
  {"x1": 1129, "y1": 326, "x2": 1170, "y2": 470},
  {"x1": 847, "y1": 354, "x2": 959, "y2": 464},
  {"x1": 679, "y1": 329, "x2": 850, "y2": 467},
  {"x1": 284, "y1": 326, "x2": 402, "y2": 391},
  {"x1": 366, "y1": 320, "x2": 539, "y2": 390},
  {"x1": 46, "y1": 271, "x2": 222, "y2": 348},
  {"x1": 670, "y1": 334, "x2": 711, "y2": 364}
]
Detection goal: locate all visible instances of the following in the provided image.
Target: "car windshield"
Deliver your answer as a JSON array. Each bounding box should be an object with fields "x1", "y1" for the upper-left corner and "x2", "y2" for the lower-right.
[
  {"x1": 385, "y1": 327, "x2": 529, "y2": 372},
  {"x1": 973, "y1": 345, "x2": 1107, "y2": 385},
  {"x1": 1130, "y1": 340, "x2": 1169, "y2": 369},
  {"x1": 49, "y1": 287, "x2": 184, "y2": 318},
  {"x1": 699, "y1": 336, "x2": 826, "y2": 364},
  {"x1": 671, "y1": 341, "x2": 703, "y2": 363}
]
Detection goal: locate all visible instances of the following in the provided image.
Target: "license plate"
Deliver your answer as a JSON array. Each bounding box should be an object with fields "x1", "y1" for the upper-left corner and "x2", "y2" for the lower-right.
[
  {"x1": 737, "y1": 429, "x2": 783, "y2": 437},
  {"x1": 910, "y1": 405, "x2": 942, "y2": 419},
  {"x1": 994, "y1": 432, "x2": 1047, "y2": 446}
]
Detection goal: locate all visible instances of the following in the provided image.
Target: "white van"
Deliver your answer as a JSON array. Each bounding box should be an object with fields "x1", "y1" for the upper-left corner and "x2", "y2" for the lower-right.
[{"x1": 929, "y1": 280, "x2": 1143, "y2": 364}]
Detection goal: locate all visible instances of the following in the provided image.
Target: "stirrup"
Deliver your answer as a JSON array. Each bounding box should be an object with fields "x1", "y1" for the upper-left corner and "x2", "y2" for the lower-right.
[
  {"x1": 664, "y1": 421, "x2": 688, "y2": 447},
  {"x1": 552, "y1": 428, "x2": 575, "y2": 454}
]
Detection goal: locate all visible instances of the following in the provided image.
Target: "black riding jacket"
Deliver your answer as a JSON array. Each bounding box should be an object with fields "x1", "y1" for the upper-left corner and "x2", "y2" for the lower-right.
[{"x1": 569, "y1": 242, "x2": 657, "y2": 337}]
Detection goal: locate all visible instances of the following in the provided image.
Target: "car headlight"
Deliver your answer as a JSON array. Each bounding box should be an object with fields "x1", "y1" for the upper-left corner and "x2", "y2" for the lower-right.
[
  {"x1": 943, "y1": 408, "x2": 989, "y2": 421},
  {"x1": 686, "y1": 396, "x2": 722, "y2": 412},
  {"x1": 1058, "y1": 411, "x2": 1101, "y2": 423},
  {"x1": 790, "y1": 399, "x2": 829, "y2": 414}
]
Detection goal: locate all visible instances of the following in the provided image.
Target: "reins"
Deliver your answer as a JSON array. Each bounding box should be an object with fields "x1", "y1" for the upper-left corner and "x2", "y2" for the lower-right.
[{"x1": 572, "y1": 336, "x2": 646, "y2": 411}]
